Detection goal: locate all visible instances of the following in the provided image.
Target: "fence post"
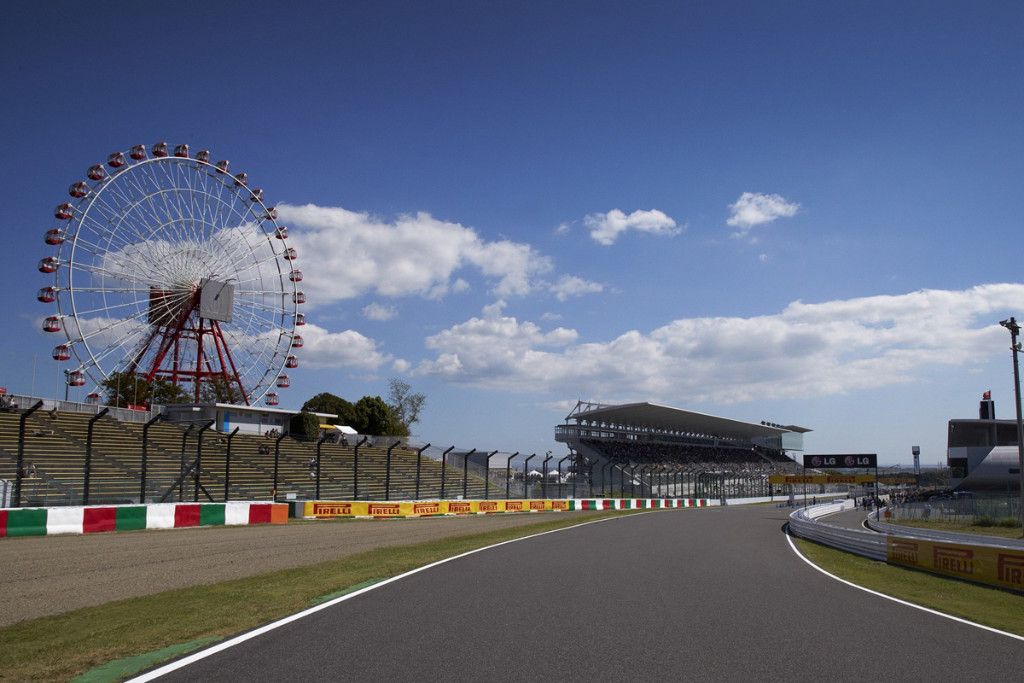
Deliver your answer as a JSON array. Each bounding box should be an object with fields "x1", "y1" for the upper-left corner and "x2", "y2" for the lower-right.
[
  {"x1": 557, "y1": 455, "x2": 569, "y2": 499},
  {"x1": 194, "y1": 420, "x2": 214, "y2": 502},
  {"x1": 385, "y1": 440, "x2": 401, "y2": 501},
  {"x1": 140, "y1": 413, "x2": 164, "y2": 504},
  {"x1": 484, "y1": 451, "x2": 498, "y2": 499},
  {"x1": 462, "y1": 448, "x2": 476, "y2": 499},
  {"x1": 415, "y1": 443, "x2": 430, "y2": 499},
  {"x1": 588, "y1": 462, "x2": 595, "y2": 498},
  {"x1": 179, "y1": 425, "x2": 196, "y2": 502},
  {"x1": 440, "y1": 446, "x2": 454, "y2": 499},
  {"x1": 541, "y1": 455, "x2": 553, "y2": 498},
  {"x1": 353, "y1": 436, "x2": 368, "y2": 500},
  {"x1": 317, "y1": 432, "x2": 331, "y2": 500},
  {"x1": 14, "y1": 400, "x2": 44, "y2": 508},
  {"x1": 225, "y1": 427, "x2": 239, "y2": 501},
  {"x1": 628, "y1": 464, "x2": 637, "y2": 498},
  {"x1": 273, "y1": 431, "x2": 287, "y2": 501},
  {"x1": 523, "y1": 454, "x2": 536, "y2": 498},
  {"x1": 601, "y1": 462, "x2": 610, "y2": 497},
  {"x1": 83, "y1": 407, "x2": 110, "y2": 506},
  {"x1": 505, "y1": 452, "x2": 518, "y2": 499}
]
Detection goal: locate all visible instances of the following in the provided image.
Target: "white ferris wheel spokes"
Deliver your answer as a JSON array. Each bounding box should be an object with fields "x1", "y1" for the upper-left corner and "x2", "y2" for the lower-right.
[{"x1": 38, "y1": 142, "x2": 306, "y2": 406}]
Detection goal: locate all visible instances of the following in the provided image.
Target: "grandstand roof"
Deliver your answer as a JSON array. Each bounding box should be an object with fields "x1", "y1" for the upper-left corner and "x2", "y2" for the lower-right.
[{"x1": 568, "y1": 401, "x2": 811, "y2": 441}]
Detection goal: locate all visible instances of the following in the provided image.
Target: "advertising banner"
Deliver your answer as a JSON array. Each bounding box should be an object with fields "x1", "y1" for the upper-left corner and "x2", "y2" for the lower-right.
[
  {"x1": 887, "y1": 536, "x2": 1024, "y2": 593},
  {"x1": 769, "y1": 474, "x2": 875, "y2": 484},
  {"x1": 802, "y1": 454, "x2": 877, "y2": 469},
  {"x1": 444, "y1": 500, "x2": 478, "y2": 515},
  {"x1": 304, "y1": 501, "x2": 369, "y2": 518}
]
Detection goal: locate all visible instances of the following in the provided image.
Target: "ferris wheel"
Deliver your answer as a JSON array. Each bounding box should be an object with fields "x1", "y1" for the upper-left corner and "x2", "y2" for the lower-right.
[{"x1": 38, "y1": 141, "x2": 305, "y2": 407}]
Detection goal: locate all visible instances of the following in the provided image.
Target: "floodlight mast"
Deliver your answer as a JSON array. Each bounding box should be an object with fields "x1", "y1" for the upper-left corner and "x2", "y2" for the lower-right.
[{"x1": 998, "y1": 316, "x2": 1024, "y2": 537}]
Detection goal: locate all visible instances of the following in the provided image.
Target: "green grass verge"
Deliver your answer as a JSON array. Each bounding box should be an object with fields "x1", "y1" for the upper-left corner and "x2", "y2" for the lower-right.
[
  {"x1": 0, "y1": 509, "x2": 641, "y2": 682},
  {"x1": 888, "y1": 518, "x2": 1023, "y2": 540},
  {"x1": 793, "y1": 538, "x2": 1024, "y2": 636}
]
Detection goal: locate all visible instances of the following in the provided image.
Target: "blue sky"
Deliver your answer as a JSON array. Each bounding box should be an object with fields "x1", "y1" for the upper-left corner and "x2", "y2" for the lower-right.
[{"x1": 3, "y1": 1, "x2": 1023, "y2": 465}]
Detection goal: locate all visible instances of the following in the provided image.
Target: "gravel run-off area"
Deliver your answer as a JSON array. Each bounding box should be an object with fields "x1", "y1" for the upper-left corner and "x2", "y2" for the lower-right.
[{"x1": 0, "y1": 511, "x2": 607, "y2": 627}]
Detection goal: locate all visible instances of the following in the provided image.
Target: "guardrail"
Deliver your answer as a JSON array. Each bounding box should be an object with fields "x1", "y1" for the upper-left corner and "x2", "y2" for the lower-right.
[{"x1": 787, "y1": 500, "x2": 886, "y2": 560}]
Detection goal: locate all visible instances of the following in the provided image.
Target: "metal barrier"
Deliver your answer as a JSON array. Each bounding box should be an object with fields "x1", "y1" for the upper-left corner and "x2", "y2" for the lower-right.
[
  {"x1": 866, "y1": 516, "x2": 1024, "y2": 550},
  {"x1": 887, "y1": 497, "x2": 1020, "y2": 525},
  {"x1": 4, "y1": 393, "x2": 153, "y2": 423},
  {"x1": 787, "y1": 501, "x2": 887, "y2": 560}
]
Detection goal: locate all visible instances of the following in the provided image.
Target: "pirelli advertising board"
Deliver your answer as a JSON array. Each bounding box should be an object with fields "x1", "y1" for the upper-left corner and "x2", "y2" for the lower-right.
[
  {"x1": 769, "y1": 474, "x2": 876, "y2": 484},
  {"x1": 886, "y1": 536, "x2": 1024, "y2": 593},
  {"x1": 302, "y1": 500, "x2": 560, "y2": 518}
]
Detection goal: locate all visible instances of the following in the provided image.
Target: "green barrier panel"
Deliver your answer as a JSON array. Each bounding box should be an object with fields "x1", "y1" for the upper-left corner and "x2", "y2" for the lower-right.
[
  {"x1": 115, "y1": 506, "x2": 148, "y2": 532},
  {"x1": 6, "y1": 508, "x2": 48, "y2": 537},
  {"x1": 199, "y1": 504, "x2": 226, "y2": 526}
]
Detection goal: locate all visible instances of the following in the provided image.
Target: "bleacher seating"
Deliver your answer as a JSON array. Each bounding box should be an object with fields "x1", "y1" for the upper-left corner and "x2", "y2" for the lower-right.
[{"x1": 0, "y1": 407, "x2": 496, "y2": 506}]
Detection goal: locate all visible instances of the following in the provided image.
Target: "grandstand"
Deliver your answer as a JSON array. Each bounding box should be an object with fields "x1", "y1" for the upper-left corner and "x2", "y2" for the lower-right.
[
  {"x1": 555, "y1": 401, "x2": 808, "y2": 499},
  {"x1": 0, "y1": 394, "x2": 809, "y2": 508}
]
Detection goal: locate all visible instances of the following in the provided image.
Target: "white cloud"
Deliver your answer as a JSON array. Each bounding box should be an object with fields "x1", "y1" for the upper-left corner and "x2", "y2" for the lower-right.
[
  {"x1": 759, "y1": 253, "x2": 769, "y2": 263},
  {"x1": 392, "y1": 358, "x2": 411, "y2": 373},
  {"x1": 278, "y1": 203, "x2": 552, "y2": 305},
  {"x1": 540, "y1": 312, "x2": 563, "y2": 322},
  {"x1": 362, "y1": 302, "x2": 397, "y2": 321},
  {"x1": 416, "y1": 310, "x2": 579, "y2": 386},
  {"x1": 550, "y1": 275, "x2": 604, "y2": 301},
  {"x1": 415, "y1": 284, "x2": 1024, "y2": 403},
  {"x1": 482, "y1": 300, "x2": 508, "y2": 318},
  {"x1": 555, "y1": 222, "x2": 571, "y2": 235},
  {"x1": 726, "y1": 192, "x2": 799, "y2": 237},
  {"x1": 584, "y1": 209, "x2": 680, "y2": 246},
  {"x1": 298, "y1": 323, "x2": 390, "y2": 370}
]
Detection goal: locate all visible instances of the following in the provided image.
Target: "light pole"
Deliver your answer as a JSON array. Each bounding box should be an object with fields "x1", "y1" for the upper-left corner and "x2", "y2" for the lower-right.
[{"x1": 999, "y1": 316, "x2": 1024, "y2": 536}]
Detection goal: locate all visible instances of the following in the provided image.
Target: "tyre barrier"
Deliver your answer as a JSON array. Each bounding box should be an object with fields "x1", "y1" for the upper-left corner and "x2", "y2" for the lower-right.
[
  {"x1": 293, "y1": 498, "x2": 712, "y2": 519},
  {"x1": 0, "y1": 501, "x2": 289, "y2": 538}
]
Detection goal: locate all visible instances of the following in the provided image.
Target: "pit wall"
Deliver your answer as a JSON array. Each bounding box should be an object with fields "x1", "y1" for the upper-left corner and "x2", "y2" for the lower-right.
[
  {"x1": 295, "y1": 498, "x2": 712, "y2": 519},
  {"x1": 0, "y1": 501, "x2": 288, "y2": 538}
]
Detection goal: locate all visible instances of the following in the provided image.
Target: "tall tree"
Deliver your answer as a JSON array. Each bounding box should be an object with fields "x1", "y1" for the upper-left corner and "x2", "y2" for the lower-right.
[
  {"x1": 199, "y1": 375, "x2": 242, "y2": 404},
  {"x1": 302, "y1": 392, "x2": 357, "y2": 426},
  {"x1": 386, "y1": 378, "x2": 426, "y2": 433},
  {"x1": 353, "y1": 395, "x2": 398, "y2": 435},
  {"x1": 102, "y1": 372, "x2": 189, "y2": 408}
]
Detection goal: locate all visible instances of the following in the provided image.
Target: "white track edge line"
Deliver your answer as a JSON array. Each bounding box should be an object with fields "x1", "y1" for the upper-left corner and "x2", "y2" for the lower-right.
[
  {"x1": 785, "y1": 530, "x2": 1024, "y2": 643},
  {"x1": 127, "y1": 510, "x2": 659, "y2": 682}
]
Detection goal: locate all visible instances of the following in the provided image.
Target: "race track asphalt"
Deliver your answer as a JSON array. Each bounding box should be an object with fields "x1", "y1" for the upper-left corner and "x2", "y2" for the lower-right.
[{"x1": 151, "y1": 505, "x2": 1023, "y2": 681}]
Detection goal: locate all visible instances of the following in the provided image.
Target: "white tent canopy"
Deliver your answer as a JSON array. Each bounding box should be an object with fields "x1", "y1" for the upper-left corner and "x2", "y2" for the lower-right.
[{"x1": 333, "y1": 425, "x2": 358, "y2": 435}]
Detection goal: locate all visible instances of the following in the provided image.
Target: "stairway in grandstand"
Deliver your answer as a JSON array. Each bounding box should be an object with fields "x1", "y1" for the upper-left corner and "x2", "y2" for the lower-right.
[{"x1": 0, "y1": 408, "x2": 494, "y2": 505}]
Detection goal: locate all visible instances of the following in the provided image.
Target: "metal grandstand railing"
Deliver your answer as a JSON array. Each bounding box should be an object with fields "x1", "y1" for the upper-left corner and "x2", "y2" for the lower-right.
[{"x1": 3, "y1": 393, "x2": 153, "y2": 423}]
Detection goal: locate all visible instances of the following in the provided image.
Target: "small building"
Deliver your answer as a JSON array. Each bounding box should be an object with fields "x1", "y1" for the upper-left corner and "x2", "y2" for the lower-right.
[{"x1": 162, "y1": 403, "x2": 336, "y2": 436}]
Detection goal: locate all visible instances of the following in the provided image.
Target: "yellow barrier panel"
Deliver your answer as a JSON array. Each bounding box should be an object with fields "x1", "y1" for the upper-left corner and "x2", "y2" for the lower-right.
[
  {"x1": 443, "y1": 500, "x2": 479, "y2": 515},
  {"x1": 769, "y1": 474, "x2": 875, "y2": 484},
  {"x1": 302, "y1": 498, "x2": 637, "y2": 520},
  {"x1": 304, "y1": 501, "x2": 370, "y2": 518},
  {"x1": 887, "y1": 536, "x2": 1024, "y2": 593}
]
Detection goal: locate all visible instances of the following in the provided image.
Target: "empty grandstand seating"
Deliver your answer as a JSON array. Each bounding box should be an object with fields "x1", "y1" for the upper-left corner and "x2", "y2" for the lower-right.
[{"x1": 0, "y1": 407, "x2": 497, "y2": 506}]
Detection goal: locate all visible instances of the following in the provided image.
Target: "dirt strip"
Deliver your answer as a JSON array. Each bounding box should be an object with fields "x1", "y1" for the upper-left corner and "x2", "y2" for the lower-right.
[{"x1": 0, "y1": 511, "x2": 606, "y2": 627}]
